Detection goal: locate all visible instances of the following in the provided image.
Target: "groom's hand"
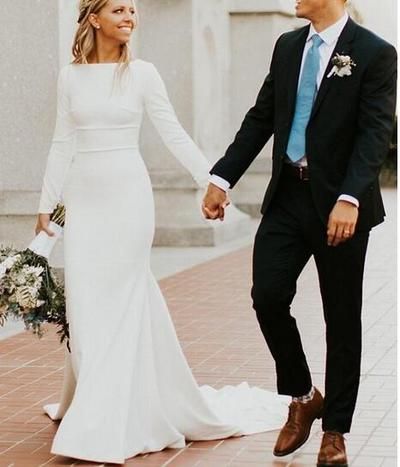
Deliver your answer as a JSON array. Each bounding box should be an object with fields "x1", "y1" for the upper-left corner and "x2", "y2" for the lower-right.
[
  {"x1": 202, "y1": 183, "x2": 230, "y2": 221},
  {"x1": 327, "y1": 201, "x2": 359, "y2": 247}
]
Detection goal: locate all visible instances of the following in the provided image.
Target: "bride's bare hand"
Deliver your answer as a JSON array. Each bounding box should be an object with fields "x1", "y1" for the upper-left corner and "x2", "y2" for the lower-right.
[{"x1": 35, "y1": 213, "x2": 55, "y2": 237}]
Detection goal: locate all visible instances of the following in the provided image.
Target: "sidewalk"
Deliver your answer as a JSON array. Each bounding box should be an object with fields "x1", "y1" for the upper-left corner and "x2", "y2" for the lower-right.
[{"x1": 0, "y1": 189, "x2": 396, "y2": 467}]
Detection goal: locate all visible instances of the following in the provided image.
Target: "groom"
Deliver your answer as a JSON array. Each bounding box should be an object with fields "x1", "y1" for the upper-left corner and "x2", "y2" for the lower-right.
[{"x1": 202, "y1": 0, "x2": 396, "y2": 465}]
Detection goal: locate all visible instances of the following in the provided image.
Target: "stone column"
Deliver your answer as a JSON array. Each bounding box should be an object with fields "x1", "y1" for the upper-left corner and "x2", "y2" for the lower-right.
[
  {"x1": 0, "y1": 0, "x2": 60, "y2": 255},
  {"x1": 135, "y1": 0, "x2": 250, "y2": 246}
]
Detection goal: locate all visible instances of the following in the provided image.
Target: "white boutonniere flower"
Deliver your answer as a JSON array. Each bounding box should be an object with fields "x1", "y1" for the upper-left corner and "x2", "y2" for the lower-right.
[{"x1": 327, "y1": 53, "x2": 356, "y2": 78}]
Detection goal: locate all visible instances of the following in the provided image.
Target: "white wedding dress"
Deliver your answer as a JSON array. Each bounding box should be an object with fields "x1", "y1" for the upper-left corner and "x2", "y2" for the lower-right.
[{"x1": 39, "y1": 60, "x2": 289, "y2": 464}]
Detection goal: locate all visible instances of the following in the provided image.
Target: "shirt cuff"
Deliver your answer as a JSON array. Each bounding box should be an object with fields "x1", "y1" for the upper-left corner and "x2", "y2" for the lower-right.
[
  {"x1": 208, "y1": 175, "x2": 231, "y2": 192},
  {"x1": 338, "y1": 194, "x2": 359, "y2": 208}
]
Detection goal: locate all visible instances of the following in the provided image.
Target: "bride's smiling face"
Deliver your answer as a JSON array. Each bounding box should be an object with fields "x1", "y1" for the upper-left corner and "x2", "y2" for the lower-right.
[{"x1": 90, "y1": 0, "x2": 137, "y2": 44}]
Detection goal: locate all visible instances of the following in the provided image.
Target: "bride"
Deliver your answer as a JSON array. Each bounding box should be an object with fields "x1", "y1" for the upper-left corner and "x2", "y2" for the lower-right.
[{"x1": 36, "y1": 0, "x2": 289, "y2": 463}]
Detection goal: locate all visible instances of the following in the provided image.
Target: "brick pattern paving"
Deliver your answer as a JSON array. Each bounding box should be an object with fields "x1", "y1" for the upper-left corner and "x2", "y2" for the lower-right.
[{"x1": 0, "y1": 190, "x2": 396, "y2": 466}]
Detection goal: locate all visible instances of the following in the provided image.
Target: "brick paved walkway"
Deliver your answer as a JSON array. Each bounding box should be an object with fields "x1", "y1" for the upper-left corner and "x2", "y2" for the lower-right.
[{"x1": 0, "y1": 190, "x2": 396, "y2": 466}]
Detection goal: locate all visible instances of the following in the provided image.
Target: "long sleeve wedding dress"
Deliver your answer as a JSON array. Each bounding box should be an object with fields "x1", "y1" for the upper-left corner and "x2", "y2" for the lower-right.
[{"x1": 39, "y1": 60, "x2": 288, "y2": 464}]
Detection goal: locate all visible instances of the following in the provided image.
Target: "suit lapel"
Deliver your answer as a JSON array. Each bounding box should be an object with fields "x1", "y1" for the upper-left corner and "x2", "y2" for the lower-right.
[
  {"x1": 310, "y1": 18, "x2": 358, "y2": 120},
  {"x1": 286, "y1": 26, "x2": 310, "y2": 121}
]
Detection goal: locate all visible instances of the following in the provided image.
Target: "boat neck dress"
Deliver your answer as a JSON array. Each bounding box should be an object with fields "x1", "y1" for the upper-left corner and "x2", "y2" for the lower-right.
[{"x1": 38, "y1": 59, "x2": 289, "y2": 464}]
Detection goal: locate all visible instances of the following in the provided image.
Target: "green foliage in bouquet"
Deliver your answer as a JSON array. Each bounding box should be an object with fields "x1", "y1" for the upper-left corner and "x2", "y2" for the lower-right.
[
  {"x1": 0, "y1": 205, "x2": 70, "y2": 349},
  {"x1": 0, "y1": 247, "x2": 70, "y2": 348}
]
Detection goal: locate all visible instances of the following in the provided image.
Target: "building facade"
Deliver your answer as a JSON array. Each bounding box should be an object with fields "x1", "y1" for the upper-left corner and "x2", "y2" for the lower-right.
[{"x1": 0, "y1": 0, "x2": 395, "y2": 259}]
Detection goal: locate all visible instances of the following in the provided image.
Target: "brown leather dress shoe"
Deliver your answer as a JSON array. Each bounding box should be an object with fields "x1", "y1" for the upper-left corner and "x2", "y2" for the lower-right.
[
  {"x1": 317, "y1": 431, "x2": 348, "y2": 467},
  {"x1": 273, "y1": 387, "x2": 323, "y2": 457}
]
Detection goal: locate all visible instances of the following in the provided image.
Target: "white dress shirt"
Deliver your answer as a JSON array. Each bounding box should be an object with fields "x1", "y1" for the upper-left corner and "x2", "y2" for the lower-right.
[{"x1": 210, "y1": 13, "x2": 359, "y2": 208}]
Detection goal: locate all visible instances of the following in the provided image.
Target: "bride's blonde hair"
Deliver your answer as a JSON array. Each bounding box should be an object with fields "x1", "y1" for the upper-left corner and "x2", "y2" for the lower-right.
[{"x1": 72, "y1": 0, "x2": 138, "y2": 70}]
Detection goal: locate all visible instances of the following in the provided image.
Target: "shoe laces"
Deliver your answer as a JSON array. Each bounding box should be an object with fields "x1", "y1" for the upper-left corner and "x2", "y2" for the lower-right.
[{"x1": 284, "y1": 402, "x2": 302, "y2": 431}]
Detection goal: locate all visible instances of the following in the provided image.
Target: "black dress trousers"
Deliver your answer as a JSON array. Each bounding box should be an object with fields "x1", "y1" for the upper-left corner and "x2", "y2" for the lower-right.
[{"x1": 251, "y1": 167, "x2": 369, "y2": 433}]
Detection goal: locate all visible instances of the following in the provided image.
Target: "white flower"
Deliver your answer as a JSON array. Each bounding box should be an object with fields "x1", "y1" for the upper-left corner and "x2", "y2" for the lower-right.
[
  {"x1": 32, "y1": 266, "x2": 44, "y2": 277},
  {"x1": 14, "y1": 272, "x2": 28, "y2": 286},
  {"x1": 327, "y1": 53, "x2": 356, "y2": 78},
  {"x1": 27, "y1": 286, "x2": 40, "y2": 297},
  {"x1": 24, "y1": 265, "x2": 44, "y2": 277},
  {"x1": 1, "y1": 254, "x2": 21, "y2": 271}
]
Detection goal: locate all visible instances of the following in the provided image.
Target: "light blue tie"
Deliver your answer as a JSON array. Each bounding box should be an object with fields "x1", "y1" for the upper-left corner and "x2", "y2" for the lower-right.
[{"x1": 287, "y1": 34, "x2": 324, "y2": 162}]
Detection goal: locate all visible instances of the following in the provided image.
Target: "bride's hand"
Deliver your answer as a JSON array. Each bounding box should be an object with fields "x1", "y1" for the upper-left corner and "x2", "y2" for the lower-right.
[{"x1": 35, "y1": 213, "x2": 55, "y2": 237}]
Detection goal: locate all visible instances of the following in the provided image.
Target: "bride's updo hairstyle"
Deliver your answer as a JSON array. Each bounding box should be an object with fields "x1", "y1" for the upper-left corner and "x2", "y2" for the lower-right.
[{"x1": 72, "y1": 0, "x2": 138, "y2": 69}]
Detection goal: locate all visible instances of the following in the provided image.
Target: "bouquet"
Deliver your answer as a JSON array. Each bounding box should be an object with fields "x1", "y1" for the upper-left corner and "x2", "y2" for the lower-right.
[{"x1": 0, "y1": 205, "x2": 70, "y2": 349}]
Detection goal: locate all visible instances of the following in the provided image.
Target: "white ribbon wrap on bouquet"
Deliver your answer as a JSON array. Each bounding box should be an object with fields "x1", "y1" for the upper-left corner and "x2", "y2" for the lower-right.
[
  {"x1": 27, "y1": 221, "x2": 64, "y2": 260},
  {"x1": 0, "y1": 222, "x2": 63, "y2": 281}
]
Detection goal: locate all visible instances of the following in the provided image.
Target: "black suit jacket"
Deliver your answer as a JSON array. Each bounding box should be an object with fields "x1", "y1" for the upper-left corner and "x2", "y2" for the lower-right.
[{"x1": 210, "y1": 18, "x2": 397, "y2": 231}]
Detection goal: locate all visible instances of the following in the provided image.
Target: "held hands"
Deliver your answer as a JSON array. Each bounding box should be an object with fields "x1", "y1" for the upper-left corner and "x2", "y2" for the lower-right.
[
  {"x1": 35, "y1": 214, "x2": 55, "y2": 237},
  {"x1": 202, "y1": 183, "x2": 230, "y2": 221},
  {"x1": 327, "y1": 200, "x2": 359, "y2": 247}
]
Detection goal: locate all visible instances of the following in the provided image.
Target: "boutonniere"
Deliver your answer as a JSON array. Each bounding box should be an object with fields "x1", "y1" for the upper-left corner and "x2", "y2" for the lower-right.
[{"x1": 327, "y1": 53, "x2": 356, "y2": 78}]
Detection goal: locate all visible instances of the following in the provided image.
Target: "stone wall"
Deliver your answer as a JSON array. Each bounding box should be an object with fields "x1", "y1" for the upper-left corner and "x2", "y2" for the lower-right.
[{"x1": 0, "y1": 0, "x2": 59, "y2": 255}]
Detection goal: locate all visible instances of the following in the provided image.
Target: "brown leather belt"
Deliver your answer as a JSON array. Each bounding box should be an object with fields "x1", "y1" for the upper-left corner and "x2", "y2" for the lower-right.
[{"x1": 282, "y1": 163, "x2": 310, "y2": 181}]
